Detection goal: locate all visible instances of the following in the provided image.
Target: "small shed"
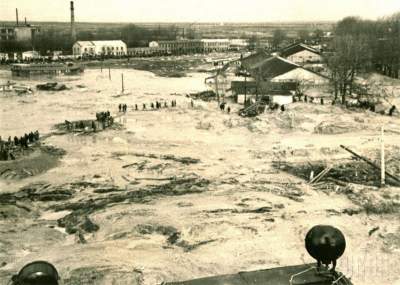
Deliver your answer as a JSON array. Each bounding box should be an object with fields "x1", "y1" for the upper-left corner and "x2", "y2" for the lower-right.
[{"x1": 270, "y1": 93, "x2": 294, "y2": 105}]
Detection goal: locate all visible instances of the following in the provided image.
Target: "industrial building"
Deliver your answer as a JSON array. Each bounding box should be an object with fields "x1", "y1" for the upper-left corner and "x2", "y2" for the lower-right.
[
  {"x1": 0, "y1": 24, "x2": 40, "y2": 42},
  {"x1": 72, "y1": 40, "x2": 127, "y2": 57},
  {"x1": 0, "y1": 8, "x2": 40, "y2": 51}
]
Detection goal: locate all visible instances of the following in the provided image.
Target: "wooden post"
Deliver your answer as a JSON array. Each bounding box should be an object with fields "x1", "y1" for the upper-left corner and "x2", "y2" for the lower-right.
[
  {"x1": 309, "y1": 171, "x2": 314, "y2": 182},
  {"x1": 244, "y1": 75, "x2": 247, "y2": 106},
  {"x1": 381, "y1": 126, "x2": 385, "y2": 187},
  {"x1": 340, "y1": 145, "x2": 400, "y2": 184},
  {"x1": 215, "y1": 71, "x2": 220, "y2": 105},
  {"x1": 121, "y1": 73, "x2": 124, "y2": 93},
  {"x1": 108, "y1": 67, "x2": 111, "y2": 80}
]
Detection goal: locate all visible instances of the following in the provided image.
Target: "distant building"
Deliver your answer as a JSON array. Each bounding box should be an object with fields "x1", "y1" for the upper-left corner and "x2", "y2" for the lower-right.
[
  {"x1": 148, "y1": 39, "x2": 230, "y2": 55},
  {"x1": 201, "y1": 39, "x2": 230, "y2": 52},
  {"x1": 127, "y1": 47, "x2": 164, "y2": 57},
  {"x1": 22, "y1": 50, "x2": 40, "y2": 60},
  {"x1": 149, "y1": 41, "x2": 160, "y2": 48},
  {"x1": 72, "y1": 40, "x2": 127, "y2": 57},
  {"x1": 0, "y1": 24, "x2": 40, "y2": 42},
  {"x1": 0, "y1": 53, "x2": 8, "y2": 61},
  {"x1": 229, "y1": 39, "x2": 249, "y2": 50},
  {"x1": 154, "y1": 39, "x2": 203, "y2": 54},
  {"x1": 0, "y1": 24, "x2": 40, "y2": 52},
  {"x1": 278, "y1": 43, "x2": 322, "y2": 65}
]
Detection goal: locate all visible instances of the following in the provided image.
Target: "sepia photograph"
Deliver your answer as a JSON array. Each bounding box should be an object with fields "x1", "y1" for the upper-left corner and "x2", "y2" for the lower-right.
[{"x1": 0, "y1": 0, "x2": 400, "y2": 284}]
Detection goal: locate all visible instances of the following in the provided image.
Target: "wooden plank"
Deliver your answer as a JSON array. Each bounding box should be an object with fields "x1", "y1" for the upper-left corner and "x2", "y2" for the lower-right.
[
  {"x1": 340, "y1": 145, "x2": 400, "y2": 184},
  {"x1": 309, "y1": 166, "x2": 332, "y2": 184}
]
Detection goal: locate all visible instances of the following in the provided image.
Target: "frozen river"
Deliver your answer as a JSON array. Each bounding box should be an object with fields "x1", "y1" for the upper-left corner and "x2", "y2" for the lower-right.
[{"x1": 0, "y1": 68, "x2": 208, "y2": 138}]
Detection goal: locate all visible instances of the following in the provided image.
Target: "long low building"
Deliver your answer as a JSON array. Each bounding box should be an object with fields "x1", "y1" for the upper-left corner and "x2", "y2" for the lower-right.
[
  {"x1": 72, "y1": 40, "x2": 127, "y2": 57},
  {"x1": 149, "y1": 39, "x2": 230, "y2": 54}
]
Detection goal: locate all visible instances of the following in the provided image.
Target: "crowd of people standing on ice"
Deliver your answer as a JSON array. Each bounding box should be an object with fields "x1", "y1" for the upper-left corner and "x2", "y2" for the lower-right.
[
  {"x1": 118, "y1": 100, "x2": 177, "y2": 113},
  {"x1": 0, "y1": 131, "x2": 40, "y2": 161}
]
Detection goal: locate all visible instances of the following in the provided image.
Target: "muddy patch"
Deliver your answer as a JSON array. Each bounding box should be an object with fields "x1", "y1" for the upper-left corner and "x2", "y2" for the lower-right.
[
  {"x1": 114, "y1": 151, "x2": 201, "y2": 165},
  {"x1": 0, "y1": 145, "x2": 66, "y2": 180}
]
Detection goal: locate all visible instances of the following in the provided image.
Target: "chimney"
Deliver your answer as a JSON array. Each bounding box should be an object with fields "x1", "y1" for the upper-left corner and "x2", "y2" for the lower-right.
[
  {"x1": 70, "y1": 1, "x2": 76, "y2": 42},
  {"x1": 16, "y1": 8, "x2": 19, "y2": 25},
  {"x1": 25, "y1": 17, "x2": 27, "y2": 25}
]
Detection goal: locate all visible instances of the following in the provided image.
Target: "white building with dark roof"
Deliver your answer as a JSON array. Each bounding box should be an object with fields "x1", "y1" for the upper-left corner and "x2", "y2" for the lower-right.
[
  {"x1": 72, "y1": 40, "x2": 127, "y2": 57},
  {"x1": 278, "y1": 43, "x2": 322, "y2": 65}
]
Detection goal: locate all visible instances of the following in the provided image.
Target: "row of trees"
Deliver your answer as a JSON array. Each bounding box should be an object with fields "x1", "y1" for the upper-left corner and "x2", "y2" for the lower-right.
[
  {"x1": 326, "y1": 14, "x2": 400, "y2": 104},
  {"x1": 249, "y1": 28, "x2": 325, "y2": 51}
]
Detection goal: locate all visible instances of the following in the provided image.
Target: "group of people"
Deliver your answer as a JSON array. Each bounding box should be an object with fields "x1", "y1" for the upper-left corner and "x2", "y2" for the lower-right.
[
  {"x1": 117, "y1": 100, "x2": 178, "y2": 112},
  {"x1": 118, "y1": 104, "x2": 128, "y2": 113},
  {"x1": 293, "y1": 95, "x2": 325, "y2": 105},
  {"x1": 65, "y1": 111, "x2": 114, "y2": 133},
  {"x1": 219, "y1": 102, "x2": 231, "y2": 114},
  {"x1": 96, "y1": 111, "x2": 110, "y2": 121},
  {"x1": 0, "y1": 131, "x2": 40, "y2": 161},
  {"x1": 95, "y1": 111, "x2": 114, "y2": 130}
]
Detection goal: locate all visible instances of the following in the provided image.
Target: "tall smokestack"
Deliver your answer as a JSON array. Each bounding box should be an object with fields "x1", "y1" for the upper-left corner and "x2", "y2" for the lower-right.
[
  {"x1": 70, "y1": 1, "x2": 76, "y2": 42},
  {"x1": 25, "y1": 17, "x2": 27, "y2": 25},
  {"x1": 16, "y1": 8, "x2": 19, "y2": 25}
]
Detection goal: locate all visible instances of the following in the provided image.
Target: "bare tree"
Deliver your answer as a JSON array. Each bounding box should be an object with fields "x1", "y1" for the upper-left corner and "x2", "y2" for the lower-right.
[
  {"x1": 325, "y1": 35, "x2": 371, "y2": 104},
  {"x1": 272, "y1": 29, "x2": 286, "y2": 50}
]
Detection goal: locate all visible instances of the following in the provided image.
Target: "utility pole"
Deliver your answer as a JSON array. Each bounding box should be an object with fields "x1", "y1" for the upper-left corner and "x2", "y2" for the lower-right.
[
  {"x1": 121, "y1": 73, "x2": 124, "y2": 93},
  {"x1": 244, "y1": 74, "x2": 247, "y2": 106},
  {"x1": 215, "y1": 71, "x2": 220, "y2": 105},
  {"x1": 381, "y1": 126, "x2": 385, "y2": 187}
]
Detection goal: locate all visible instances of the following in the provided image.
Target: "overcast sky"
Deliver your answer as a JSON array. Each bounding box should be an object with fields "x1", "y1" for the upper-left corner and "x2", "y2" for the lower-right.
[{"x1": 1, "y1": 0, "x2": 400, "y2": 23}]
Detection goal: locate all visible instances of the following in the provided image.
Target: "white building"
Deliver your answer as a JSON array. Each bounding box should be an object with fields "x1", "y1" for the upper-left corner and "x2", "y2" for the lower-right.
[
  {"x1": 22, "y1": 50, "x2": 40, "y2": 60},
  {"x1": 0, "y1": 53, "x2": 8, "y2": 61},
  {"x1": 72, "y1": 40, "x2": 127, "y2": 57},
  {"x1": 149, "y1": 41, "x2": 159, "y2": 48}
]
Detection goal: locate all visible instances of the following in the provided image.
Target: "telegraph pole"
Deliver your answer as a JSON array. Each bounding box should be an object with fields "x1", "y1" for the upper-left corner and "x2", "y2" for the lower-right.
[
  {"x1": 381, "y1": 126, "x2": 385, "y2": 187},
  {"x1": 215, "y1": 70, "x2": 220, "y2": 105}
]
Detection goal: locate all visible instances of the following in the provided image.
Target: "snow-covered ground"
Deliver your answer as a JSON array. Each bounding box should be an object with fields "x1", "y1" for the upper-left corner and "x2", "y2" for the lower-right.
[{"x1": 0, "y1": 67, "x2": 399, "y2": 285}]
